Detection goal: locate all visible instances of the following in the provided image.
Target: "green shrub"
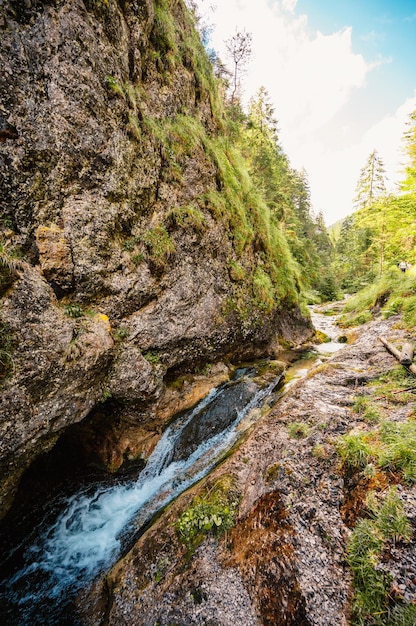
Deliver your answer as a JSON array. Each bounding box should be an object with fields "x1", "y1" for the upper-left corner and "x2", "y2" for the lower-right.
[
  {"x1": 387, "y1": 604, "x2": 416, "y2": 626},
  {"x1": 341, "y1": 268, "x2": 416, "y2": 331},
  {"x1": 402, "y1": 294, "x2": 416, "y2": 327},
  {"x1": 339, "y1": 310, "x2": 372, "y2": 327},
  {"x1": 252, "y1": 266, "x2": 275, "y2": 314},
  {"x1": 311, "y1": 444, "x2": 327, "y2": 459},
  {"x1": 366, "y1": 488, "x2": 412, "y2": 544},
  {"x1": 152, "y1": 0, "x2": 179, "y2": 58},
  {"x1": 99, "y1": 388, "x2": 112, "y2": 403},
  {"x1": 143, "y1": 350, "x2": 161, "y2": 365},
  {"x1": 122, "y1": 237, "x2": 139, "y2": 252},
  {"x1": 127, "y1": 113, "x2": 142, "y2": 141},
  {"x1": 382, "y1": 296, "x2": 403, "y2": 319},
  {"x1": 352, "y1": 395, "x2": 381, "y2": 423},
  {"x1": 175, "y1": 477, "x2": 239, "y2": 552},
  {"x1": 64, "y1": 303, "x2": 83, "y2": 318},
  {"x1": 228, "y1": 260, "x2": 246, "y2": 283},
  {"x1": 105, "y1": 75, "x2": 125, "y2": 99},
  {"x1": 115, "y1": 326, "x2": 129, "y2": 340}
]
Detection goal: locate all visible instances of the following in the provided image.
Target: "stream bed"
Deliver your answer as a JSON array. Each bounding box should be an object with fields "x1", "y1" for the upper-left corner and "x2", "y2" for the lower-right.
[{"x1": 0, "y1": 308, "x2": 345, "y2": 625}]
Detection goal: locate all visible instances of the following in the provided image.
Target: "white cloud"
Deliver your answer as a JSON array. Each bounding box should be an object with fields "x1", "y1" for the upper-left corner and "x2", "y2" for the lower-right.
[
  {"x1": 298, "y1": 92, "x2": 416, "y2": 224},
  {"x1": 281, "y1": 0, "x2": 298, "y2": 13},
  {"x1": 195, "y1": 0, "x2": 415, "y2": 224}
]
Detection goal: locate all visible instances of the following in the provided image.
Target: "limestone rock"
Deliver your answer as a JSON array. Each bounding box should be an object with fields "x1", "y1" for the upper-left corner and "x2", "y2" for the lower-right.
[{"x1": 0, "y1": 0, "x2": 311, "y2": 520}]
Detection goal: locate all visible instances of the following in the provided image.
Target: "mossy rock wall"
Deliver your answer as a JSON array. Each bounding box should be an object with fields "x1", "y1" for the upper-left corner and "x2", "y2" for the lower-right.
[{"x1": 0, "y1": 0, "x2": 311, "y2": 518}]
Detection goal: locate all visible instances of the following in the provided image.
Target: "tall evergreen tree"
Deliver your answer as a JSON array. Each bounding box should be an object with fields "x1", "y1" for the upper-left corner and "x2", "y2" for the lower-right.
[
  {"x1": 401, "y1": 108, "x2": 416, "y2": 192},
  {"x1": 353, "y1": 150, "x2": 386, "y2": 210}
]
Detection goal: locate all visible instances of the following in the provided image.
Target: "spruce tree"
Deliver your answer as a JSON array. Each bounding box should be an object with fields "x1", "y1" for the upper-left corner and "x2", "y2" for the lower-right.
[{"x1": 353, "y1": 150, "x2": 386, "y2": 210}]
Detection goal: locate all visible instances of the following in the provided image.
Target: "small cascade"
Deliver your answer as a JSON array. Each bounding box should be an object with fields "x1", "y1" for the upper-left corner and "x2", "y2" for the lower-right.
[
  {"x1": 0, "y1": 369, "x2": 280, "y2": 625},
  {"x1": 309, "y1": 305, "x2": 345, "y2": 354}
]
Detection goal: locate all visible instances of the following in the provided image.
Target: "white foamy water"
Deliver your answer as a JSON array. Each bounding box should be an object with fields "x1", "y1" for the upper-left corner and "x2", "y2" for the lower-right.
[{"x1": 3, "y1": 375, "x2": 277, "y2": 619}]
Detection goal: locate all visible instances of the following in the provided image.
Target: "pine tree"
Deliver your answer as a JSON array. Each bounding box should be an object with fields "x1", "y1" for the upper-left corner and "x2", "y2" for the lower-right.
[
  {"x1": 353, "y1": 150, "x2": 386, "y2": 210},
  {"x1": 401, "y1": 108, "x2": 416, "y2": 192}
]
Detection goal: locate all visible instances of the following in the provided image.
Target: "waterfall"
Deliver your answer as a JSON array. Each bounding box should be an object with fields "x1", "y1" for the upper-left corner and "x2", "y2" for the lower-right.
[{"x1": 0, "y1": 370, "x2": 280, "y2": 625}]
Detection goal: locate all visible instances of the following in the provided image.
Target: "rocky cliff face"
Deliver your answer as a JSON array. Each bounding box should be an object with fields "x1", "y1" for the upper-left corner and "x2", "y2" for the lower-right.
[{"x1": 0, "y1": 0, "x2": 311, "y2": 519}]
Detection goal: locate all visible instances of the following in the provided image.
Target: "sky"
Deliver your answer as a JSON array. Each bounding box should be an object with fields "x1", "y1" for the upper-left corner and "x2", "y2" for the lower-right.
[{"x1": 194, "y1": 0, "x2": 416, "y2": 225}]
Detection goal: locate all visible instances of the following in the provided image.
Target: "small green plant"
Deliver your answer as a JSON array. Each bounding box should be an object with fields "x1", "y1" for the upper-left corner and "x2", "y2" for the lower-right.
[
  {"x1": 175, "y1": 477, "x2": 239, "y2": 552},
  {"x1": 252, "y1": 266, "x2": 275, "y2": 314},
  {"x1": 228, "y1": 260, "x2": 246, "y2": 283},
  {"x1": 352, "y1": 395, "x2": 381, "y2": 423},
  {"x1": 378, "y1": 420, "x2": 416, "y2": 483},
  {"x1": 99, "y1": 388, "x2": 112, "y2": 403},
  {"x1": 287, "y1": 421, "x2": 310, "y2": 439},
  {"x1": 366, "y1": 489, "x2": 412, "y2": 544},
  {"x1": 339, "y1": 310, "x2": 372, "y2": 328},
  {"x1": 105, "y1": 75, "x2": 125, "y2": 98},
  {"x1": 352, "y1": 394, "x2": 369, "y2": 414},
  {"x1": 127, "y1": 113, "x2": 141, "y2": 141},
  {"x1": 336, "y1": 419, "x2": 416, "y2": 482},
  {"x1": 264, "y1": 463, "x2": 280, "y2": 483},
  {"x1": 131, "y1": 253, "x2": 144, "y2": 265},
  {"x1": 166, "y1": 205, "x2": 207, "y2": 233},
  {"x1": 387, "y1": 604, "x2": 416, "y2": 625},
  {"x1": 194, "y1": 362, "x2": 212, "y2": 376},
  {"x1": 0, "y1": 240, "x2": 22, "y2": 272},
  {"x1": 115, "y1": 326, "x2": 129, "y2": 340},
  {"x1": 311, "y1": 444, "x2": 327, "y2": 459},
  {"x1": 382, "y1": 296, "x2": 403, "y2": 319},
  {"x1": 336, "y1": 432, "x2": 372, "y2": 469},
  {"x1": 347, "y1": 487, "x2": 412, "y2": 625},
  {"x1": 122, "y1": 237, "x2": 139, "y2": 252},
  {"x1": 142, "y1": 225, "x2": 175, "y2": 272},
  {"x1": 143, "y1": 350, "x2": 161, "y2": 365},
  {"x1": 64, "y1": 303, "x2": 83, "y2": 319}
]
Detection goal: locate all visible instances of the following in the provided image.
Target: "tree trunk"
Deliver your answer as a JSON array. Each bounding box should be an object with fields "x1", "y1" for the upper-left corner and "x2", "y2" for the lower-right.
[
  {"x1": 378, "y1": 336, "x2": 416, "y2": 375},
  {"x1": 400, "y1": 342, "x2": 414, "y2": 366}
]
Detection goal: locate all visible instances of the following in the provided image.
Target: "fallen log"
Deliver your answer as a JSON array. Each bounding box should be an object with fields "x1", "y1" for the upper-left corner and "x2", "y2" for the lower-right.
[
  {"x1": 378, "y1": 336, "x2": 416, "y2": 376},
  {"x1": 400, "y1": 342, "x2": 414, "y2": 366}
]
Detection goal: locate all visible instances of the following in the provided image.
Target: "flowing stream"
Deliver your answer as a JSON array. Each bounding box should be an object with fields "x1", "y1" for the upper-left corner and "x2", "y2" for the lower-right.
[
  {"x1": 0, "y1": 307, "x2": 344, "y2": 625},
  {"x1": 0, "y1": 369, "x2": 281, "y2": 625}
]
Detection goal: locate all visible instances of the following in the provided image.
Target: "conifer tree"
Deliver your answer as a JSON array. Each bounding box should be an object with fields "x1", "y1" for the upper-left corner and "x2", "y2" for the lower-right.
[
  {"x1": 353, "y1": 150, "x2": 386, "y2": 210},
  {"x1": 401, "y1": 108, "x2": 416, "y2": 192}
]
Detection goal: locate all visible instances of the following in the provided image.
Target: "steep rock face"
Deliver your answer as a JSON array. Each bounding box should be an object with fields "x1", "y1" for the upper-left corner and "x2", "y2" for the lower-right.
[{"x1": 0, "y1": 0, "x2": 311, "y2": 518}]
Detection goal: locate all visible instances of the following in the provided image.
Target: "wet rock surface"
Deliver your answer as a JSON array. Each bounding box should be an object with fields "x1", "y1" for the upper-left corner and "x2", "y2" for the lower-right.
[{"x1": 95, "y1": 312, "x2": 416, "y2": 626}]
